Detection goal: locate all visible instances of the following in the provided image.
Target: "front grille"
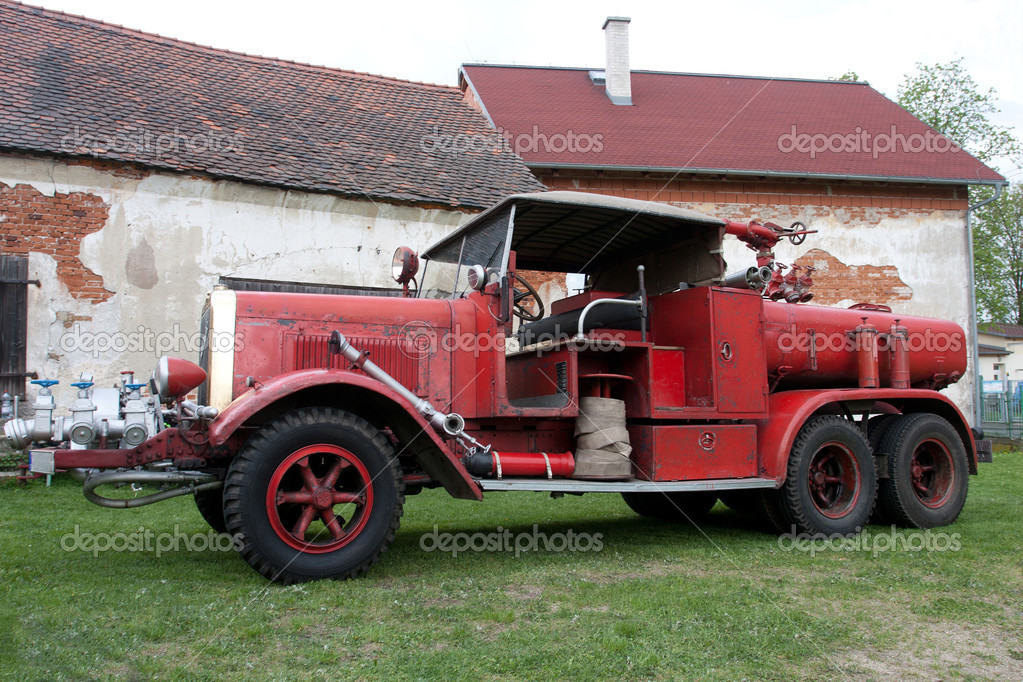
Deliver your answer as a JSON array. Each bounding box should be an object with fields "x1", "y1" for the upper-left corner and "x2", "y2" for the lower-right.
[{"x1": 292, "y1": 335, "x2": 420, "y2": 393}]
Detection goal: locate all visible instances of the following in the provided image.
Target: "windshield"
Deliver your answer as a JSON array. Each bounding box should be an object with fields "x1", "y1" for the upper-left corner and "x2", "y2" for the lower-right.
[{"x1": 418, "y1": 208, "x2": 512, "y2": 299}]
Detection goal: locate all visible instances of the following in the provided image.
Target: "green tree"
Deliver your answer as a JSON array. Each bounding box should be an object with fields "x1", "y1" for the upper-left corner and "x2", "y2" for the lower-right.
[
  {"x1": 896, "y1": 57, "x2": 1020, "y2": 164},
  {"x1": 974, "y1": 184, "x2": 1023, "y2": 324},
  {"x1": 833, "y1": 70, "x2": 861, "y2": 82}
]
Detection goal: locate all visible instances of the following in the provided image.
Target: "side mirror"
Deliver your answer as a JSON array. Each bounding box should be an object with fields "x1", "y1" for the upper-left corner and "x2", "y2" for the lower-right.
[{"x1": 391, "y1": 247, "x2": 419, "y2": 291}]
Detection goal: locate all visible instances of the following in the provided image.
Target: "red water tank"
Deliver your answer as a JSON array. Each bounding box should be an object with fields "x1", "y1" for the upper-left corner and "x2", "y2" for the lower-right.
[{"x1": 761, "y1": 302, "x2": 967, "y2": 390}]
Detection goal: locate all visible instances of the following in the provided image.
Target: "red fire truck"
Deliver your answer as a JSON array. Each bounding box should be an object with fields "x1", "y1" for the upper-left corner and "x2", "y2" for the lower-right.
[{"x1": 5, "y1": 192, "x2": 986, "y2": 583}]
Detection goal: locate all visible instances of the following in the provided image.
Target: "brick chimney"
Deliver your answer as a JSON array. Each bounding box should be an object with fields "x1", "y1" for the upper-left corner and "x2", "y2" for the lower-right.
[{"x1": 602, "y1": 16, "x2": 632, "y2": 105}]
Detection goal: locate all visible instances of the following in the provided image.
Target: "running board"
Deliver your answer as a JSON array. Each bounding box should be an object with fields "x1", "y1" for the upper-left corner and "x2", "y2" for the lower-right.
[{"x1": 477, "y1": 477, "x2": 778, "y2": 493}]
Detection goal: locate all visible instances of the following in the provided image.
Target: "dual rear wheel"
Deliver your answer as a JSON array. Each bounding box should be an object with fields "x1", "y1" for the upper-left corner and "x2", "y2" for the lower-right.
[
  {"x1": 759, "y1": 413, "x2": 968, "y2": 536},
  {"x1": 623, "y1": 413, "x2": 968, "y2": 538}
]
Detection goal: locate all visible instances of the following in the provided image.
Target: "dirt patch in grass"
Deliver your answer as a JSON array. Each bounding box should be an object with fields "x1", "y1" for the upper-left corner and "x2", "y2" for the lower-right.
[
  {"x1": 843, "y1": 621, "x2": 1023, "y2": 679},
  {"x1": 423, "y1": 596, "x2": 465, "y2": 608},
  {"x1": 503, "y1": 584, "x2": 542, "y2": 601}
]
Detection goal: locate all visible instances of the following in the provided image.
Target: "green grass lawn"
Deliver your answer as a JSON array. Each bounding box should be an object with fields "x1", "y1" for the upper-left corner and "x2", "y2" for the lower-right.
[{"x1": 2, "y1": 453, "x2": 1021, "y2": 680}]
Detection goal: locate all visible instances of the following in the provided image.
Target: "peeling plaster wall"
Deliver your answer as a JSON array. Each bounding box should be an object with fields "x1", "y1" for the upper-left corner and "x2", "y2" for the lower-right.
[
  {"x1": 713, "y1": 203, "x2": 972, "y2": 421},
  {"x1": 0, "y1": 155, "x2": 469, "y2": 406}
]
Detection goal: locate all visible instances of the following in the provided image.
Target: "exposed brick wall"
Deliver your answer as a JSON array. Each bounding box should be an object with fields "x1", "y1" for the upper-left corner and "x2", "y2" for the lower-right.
[
  {"x1": 540, "y1": 173, "x2": 968, "y2": 211},
  {"x1": 793, "y1": 248, "x2": 913, "y2": 306},
  {"x1": 0, "y1": 179, "x2": 113, "y2": 302},
  {"x1": 519, "y1": 270, "x2": 567, "y2": 317}
]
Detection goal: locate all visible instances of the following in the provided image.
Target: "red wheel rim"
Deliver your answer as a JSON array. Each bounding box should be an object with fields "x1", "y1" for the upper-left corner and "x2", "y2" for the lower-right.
[
  {"x1": 910, "y1": 438, "x2": 955, "y2": 508},
  {"x1": 265, "y1": 444, "x2": 374, "y2": 553},
  {"x1": 806, "y1": 442, "x2": 861, "y2": 519}
]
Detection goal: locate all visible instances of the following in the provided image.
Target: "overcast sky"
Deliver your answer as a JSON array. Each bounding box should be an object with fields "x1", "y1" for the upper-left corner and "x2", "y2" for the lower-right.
[{"x1": 30, "y1": 0, "x2": 1023, "y2": 181}]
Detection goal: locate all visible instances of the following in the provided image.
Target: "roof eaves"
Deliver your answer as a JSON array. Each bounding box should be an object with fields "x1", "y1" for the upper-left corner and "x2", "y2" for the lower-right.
[
  {"x1": 525, "y1": 162, "x2": 1006, "y2": 186},
  {"x1": 0, "y1": 147, "x2": 492, "y2": 211}
]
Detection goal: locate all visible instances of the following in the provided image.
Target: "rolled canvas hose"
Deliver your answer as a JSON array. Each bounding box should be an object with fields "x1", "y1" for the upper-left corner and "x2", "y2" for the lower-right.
[{"x1": 572, "y1": 396, "x2": 633, "y2": 480}]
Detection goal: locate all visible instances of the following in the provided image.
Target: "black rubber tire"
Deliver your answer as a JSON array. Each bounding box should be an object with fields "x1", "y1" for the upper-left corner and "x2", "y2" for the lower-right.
[
  {"x1": 867, "y1": 414, "x2": 901, "y2": 525},
  {"x1": 875, "y1": 413, "x2": 968, "y2": 529},
  {"x1": 781, "y1": 415, "x2": 875, "y2": 537},
  {"x1": 223, "y1": 407, "x2": 404, "y2": 584},
  {"x1": 621, "y1": 491, "x2": 717, "y2": 521},
  {"x1": 867, "y1": 414, "x2": 900, "y2": 452},
  {"x1": 718, "y1": 491, "x2": 760, "y2": 515},
  {"x1": 755, "y1": 489, "x2": 791, "y2": 534},
  {"x1": 194, "y1": 488, "x2": 228, "y2": 534}
]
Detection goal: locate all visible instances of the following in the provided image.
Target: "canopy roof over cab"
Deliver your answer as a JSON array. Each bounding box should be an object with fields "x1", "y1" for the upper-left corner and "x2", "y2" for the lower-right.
[{"x1": 421, "y1": 191, "x2": 727, "y2": 294}]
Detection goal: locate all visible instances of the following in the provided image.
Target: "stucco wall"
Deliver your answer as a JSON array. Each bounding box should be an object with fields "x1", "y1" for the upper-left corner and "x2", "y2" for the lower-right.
[
  {"x1": 714, "y1": 202, "x2": 973, "y2": 419},
  {"x1": 0, "y1": 154, "x2": 470, "y2": 406}
]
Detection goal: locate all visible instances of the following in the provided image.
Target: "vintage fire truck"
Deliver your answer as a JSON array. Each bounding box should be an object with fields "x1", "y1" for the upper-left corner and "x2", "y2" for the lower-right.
[{"x1": 5, "y1": 192, "x2": 986, "y2": 583}]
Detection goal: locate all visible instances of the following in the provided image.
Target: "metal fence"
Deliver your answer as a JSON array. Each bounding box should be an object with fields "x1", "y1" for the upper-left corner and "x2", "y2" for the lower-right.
[{"x1": 981, "y1": 381, "x2": 1023, "y2": 438}]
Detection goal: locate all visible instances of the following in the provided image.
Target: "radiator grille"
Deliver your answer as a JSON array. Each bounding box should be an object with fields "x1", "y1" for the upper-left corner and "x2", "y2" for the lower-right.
[{"x1": 292, "y1": 335, "x2": 420, "y2": 392}]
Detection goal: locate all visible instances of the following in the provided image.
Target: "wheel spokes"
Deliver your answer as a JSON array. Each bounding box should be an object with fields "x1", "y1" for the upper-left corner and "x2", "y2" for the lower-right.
[
  {"x1": 267, "y1": 444, "x2": 375, "y2": 552},
  {"x1": 292, "y1": 505, "x2": 317, "y2": 539},
  {"x1": 276, "y1": 490, "x2": 313, "y2": 505},
  {"x1": 332, "y1": 491, "x2": 363, "y2": 505},
  {"x1": 296, "y1": 457, "x2": 319, "y2": 490},
  {"x1": 320, "y1": 508, "x2": 345, "y2": 540},
  {"x1": 322, "y1": 459, "x2": 350, "y2": 488}
]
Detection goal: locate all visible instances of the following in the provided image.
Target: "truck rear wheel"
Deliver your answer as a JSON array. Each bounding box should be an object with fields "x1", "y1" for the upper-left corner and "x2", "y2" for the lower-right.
[
  {"x1": 782, "y1": 415, "x2": 875, "y2": 537},
  {"x1": 223, "y1": 407, "x2": 404, "y2": 583},
  {"x1": 867, "y1": 414, "x2": 901, "y2": 525},
  {"x1": 621, "y1": 491, "x2": 717, "y2": 521},
  {"x1": 876, "y1": 413, "x2": 968, "y2": 528},
  {"x1": 194, "y1": 488, "x2": 227, "y2": 534}
]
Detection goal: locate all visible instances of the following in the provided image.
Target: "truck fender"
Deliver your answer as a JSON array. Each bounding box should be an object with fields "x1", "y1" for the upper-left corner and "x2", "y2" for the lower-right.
[
  {"x1": 756, "y1": 388, "x2": 977, "y2": 484},
  {"x1": 209, "y1": 369, "x2": 481, "y2": 500}
]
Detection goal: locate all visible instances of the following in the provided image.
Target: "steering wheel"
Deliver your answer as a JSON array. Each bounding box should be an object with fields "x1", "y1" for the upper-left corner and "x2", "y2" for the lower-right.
[{"x1": 511, "y1": 273, "x2": 545, "y2": 322}]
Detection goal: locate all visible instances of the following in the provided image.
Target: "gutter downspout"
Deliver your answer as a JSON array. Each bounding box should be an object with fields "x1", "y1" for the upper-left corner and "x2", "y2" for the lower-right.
[{"x1": 966, "y1": 182, "x2": 1006, "y2": 428}]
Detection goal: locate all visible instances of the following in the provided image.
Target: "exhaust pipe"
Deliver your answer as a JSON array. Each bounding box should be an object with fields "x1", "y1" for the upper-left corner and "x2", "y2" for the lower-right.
[{"x1": 328, "y1": 330, "x2": 489, "y2": 452}]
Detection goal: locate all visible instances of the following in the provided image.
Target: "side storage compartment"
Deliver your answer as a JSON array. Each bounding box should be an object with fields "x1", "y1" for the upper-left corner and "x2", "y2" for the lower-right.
[
  {"x1": 646, "y1": 287, "x2": 767, "y2": 417},
  {"x1": 628, "y1": 424, "x2": 758, "y2": 481}
]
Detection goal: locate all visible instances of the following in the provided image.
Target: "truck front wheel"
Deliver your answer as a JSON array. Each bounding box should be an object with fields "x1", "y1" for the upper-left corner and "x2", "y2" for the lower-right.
[
  {"x1": 782, "y1": 415, "x2": 875, "y2": 537},
  {"x1": 223, "y1": 407, "x2": 404, "y2": 583}
]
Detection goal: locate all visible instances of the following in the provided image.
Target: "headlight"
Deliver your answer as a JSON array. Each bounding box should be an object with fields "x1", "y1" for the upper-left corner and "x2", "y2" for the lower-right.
[{"x1": 152, "y1": 356, "x2": 208, "y2": 402}]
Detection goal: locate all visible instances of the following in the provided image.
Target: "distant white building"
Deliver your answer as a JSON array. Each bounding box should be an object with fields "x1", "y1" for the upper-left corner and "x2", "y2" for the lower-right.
[{"x1": 978, "y1": 324, "x2": 1023, "y2": 391}]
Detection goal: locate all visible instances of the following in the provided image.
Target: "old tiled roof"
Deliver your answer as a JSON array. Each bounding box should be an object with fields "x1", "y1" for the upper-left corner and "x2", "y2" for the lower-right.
[
  {"x1": 460, "y1": 64, "x2": 1004, "y2": 185},
  {"x1": 0, "y1": 2, "x2": 543, "y2": 209},
  {"x1": 981, "y1": 323, "x2": 1023, "y2": 339}
]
